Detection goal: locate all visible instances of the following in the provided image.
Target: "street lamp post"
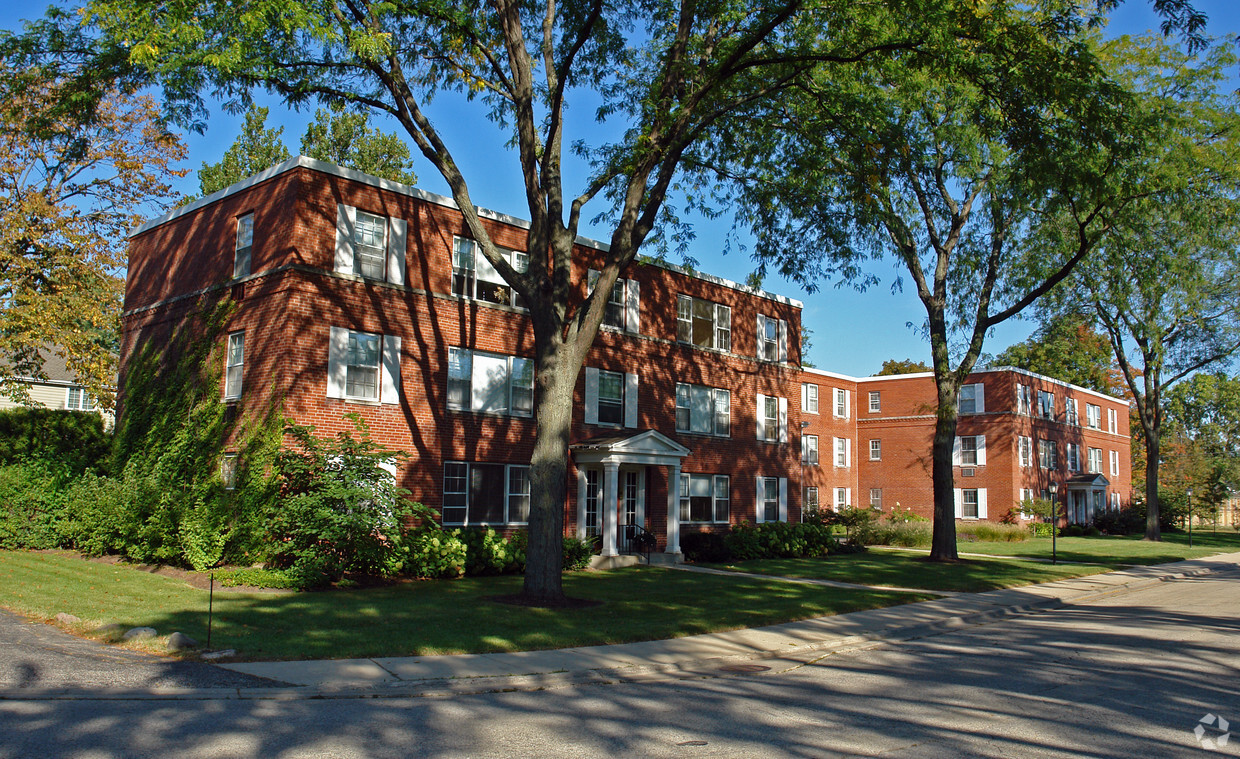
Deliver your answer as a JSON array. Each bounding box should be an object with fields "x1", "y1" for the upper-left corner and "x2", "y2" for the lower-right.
[
  {"x1": 1187, "y1": 488, "x2": 1193, "y2": 548},
  {"x1": 1049, "y1": 482, "x2": 1060, "y2": 565}
]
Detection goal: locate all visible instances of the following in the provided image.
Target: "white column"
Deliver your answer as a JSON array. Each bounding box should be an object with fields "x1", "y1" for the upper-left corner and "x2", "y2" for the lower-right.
[
  {"x1": 602, "y1": 461, "x2": 620, "y2": 557},
  {"x1": 575, "y1": 466, "x2": 587, "y2": 540},
  {"x1": 666, "y1": 463, "x2": 681, "y2": 556}
]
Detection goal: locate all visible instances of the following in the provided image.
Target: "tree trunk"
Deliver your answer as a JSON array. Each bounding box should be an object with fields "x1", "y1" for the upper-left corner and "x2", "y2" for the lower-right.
[
  {"x1": 1144, "y1": 428, "x2": 1161, "y2": 541},
  {"x1": 521, "y1": 329, "x2": 578, "y2": 605},
  {"x1": 929, "y1": 403, "x2": 960, "y2": 561}
]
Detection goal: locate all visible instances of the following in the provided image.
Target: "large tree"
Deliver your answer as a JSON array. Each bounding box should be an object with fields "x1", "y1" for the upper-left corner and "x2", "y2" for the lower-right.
[
  {"x1": 695, "y1": 6, "x2": 1152, "y2": 560},
  {"x1": 198, "y1": 106, "x2": 291, "y2": 196},
  {"x1": 990, "y1": 312, "x2": 1123, "y2": 395},
  {"x1": 0, "y1": 15, "x2": 186, "y2": 406},
  {"x1": 87, "y1": 0, "x2": 951, "y2": 603},
  {"x1": 1047, "y1": 36, "x2": 1240, "y2": 541}
]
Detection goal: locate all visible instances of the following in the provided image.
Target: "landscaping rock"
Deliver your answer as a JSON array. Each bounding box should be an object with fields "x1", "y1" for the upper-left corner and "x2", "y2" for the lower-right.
[
  {"x1": 122, "y1": 626, "x2": 157, "y2": 640},
  {"x1": 96, "y1": 623, "x2": 125, "y2": 637},
  {"x1": 166, "y1": 632, "x2": 198, "y2": 651},
  {"x1": 54, "y1": 613, "x2": 81, "y2": 625},
  {"x1": 200, "y1": 649, "x2": 236, "y2": 661}
]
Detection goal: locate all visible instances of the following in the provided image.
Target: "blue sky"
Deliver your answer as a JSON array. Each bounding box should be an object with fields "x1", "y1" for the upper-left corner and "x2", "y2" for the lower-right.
[{"x1": 3, "y1": 2, "x2": 1237, "y2": 376}]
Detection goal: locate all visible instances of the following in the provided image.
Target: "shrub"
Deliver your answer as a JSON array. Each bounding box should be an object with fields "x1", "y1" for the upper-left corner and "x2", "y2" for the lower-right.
[
  {"x1": 403, "y1": 527, "x2": 468, "y2": 579},
  {"x1": 723, "y1": 521, "x2": 837, "y2": 560},
  {"x1": 885, "y1": 506, "x2": 929, "y2": 523},
  {"x1": 1029, "y1": 522, "x2": 1054, "y2": 538},
  {"x1": 460, "y1": 527, "x2": 526, "y2": 575},
  {"x1": 1093, "y1": 506, "x2": 1145, "y2": 535},
  {"x1": 854, "y1": 521, "x2": 932, "y2": 548},
  {"x1": 0, "y1": 408, "x2": 110, "y2": 476},
  {"x1": 0, "y1": 462, "x2": 67, "y2": 549},
  {"x1": 562, "y1": 536, "x2": 594, "y2": 571},
  {"x1": 680, "y1": 531, "x2": 730, "y2": 563},
  {"x1": 214, "y1": 567, "x2": 304, "y2": 589},
  {"x1": 957, "y1": 522, "x2": 1029, "y2": 543},
  {"x1": 835, "y1": 506, "x2": 879, "y2": 541}
]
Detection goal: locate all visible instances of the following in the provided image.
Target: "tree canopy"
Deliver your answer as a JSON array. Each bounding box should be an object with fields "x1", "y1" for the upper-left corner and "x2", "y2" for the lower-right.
[
  {"x1": 876, "y1": 359, "x2": 932, "y2": 376},
  {"x1": 991, "y1": 313, "x2": 1123, "y2": 396}
]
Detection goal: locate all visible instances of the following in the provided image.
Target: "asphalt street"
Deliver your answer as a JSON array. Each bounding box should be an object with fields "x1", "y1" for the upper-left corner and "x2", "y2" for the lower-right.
[{"x1": 1, "y1": 567, "x2": 1237, "y2": 757}]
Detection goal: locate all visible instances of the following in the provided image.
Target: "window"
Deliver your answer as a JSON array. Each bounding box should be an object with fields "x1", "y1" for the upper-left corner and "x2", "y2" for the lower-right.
[
  {"x1": 1065, "y1": 398, "x2": 1079, "y2": 426},
  {"x1": 676, "y1": 383, "x2": 730, "y2": 436},
  {"x1": 681, "y1": 474, "x2": 730, "y2": 523},
  {"x1": 804, "y1": 486, "x2": 819, "y2": 514},
  {"x1": 221, "y1": 454, "x2": 239, "y2": 490},
  {"x1": 756, "y1": 314, "x2": 787, "y2": 362},
  {"x1": 587, "y1": 269, "x2": 640, "y2": 332},
  {"x1": 328, "y1": 327, "x2": 401, "y2": 404},
  {"x1": 1107, "y1": 408, "x2": 1118, "y2": 433},
  {"x1": 1019, "y1": 436, "x2": 1032, "y2": 468},
  {"x1": 586, "y1": 368, "x2": 637, "y2": 427},
  {"x1": 346, "y1": 332, "x2": 381, "y2": 400},
  {"x1": 869, "y1": 391, "x2": 881, "y2": 413},
  {"x1": 1086, "y1": 403, "x2": 1101, "y2": 430},
  {"x1": 1110, "y1": 450, "x2": 1120, "y2": 477},
  {"x1": 835, "y1": 487, "x2": 850, "y2": 510},
  {"x1": 446, "y1": 347, "x2": 533, "y2": 417},
  {"x1": 756, "y1": 393, "x2": 787, "y2": 443},
  {"x1": 834, "y1": 437, "x2": 851, "y2": 468},
  {"x1": 870, "y1": 439, "x2": 882, "y2": 461},
  {"x1": 801, "y1": 435, "x2": 819, "y2": 466},
  {"x1": 677, "y1": 294, "x2": 730, "y2": 351},
  {"x1": 1111, "y1": 492, "x2": 1121, "y2": 510},
  {"x1": 1066, "y1": 443, "x2": 1081, "y2": 472},
  {"x1": 760, "y1": 477, "x2": 780, "y2": 522},
  {"x1": 335, "y1": 204, "x2": 405, "y2": 284},
  {"x1": 1088, "y1": 447, "x2": 1103, "y2": 474},
  {"x1": 453, "y1": 237, "x2": 528, "y2": 308},
  {"x1": 802, "y1": 383, "x2": 819, "y2": 414},
  {"x1": 834, "y1": 388, "x2": 850, "y2": 419},
  {"x1": 66, "y1": 387, "x2": 96, "y2": 411},
  {"x1": 1038, "y1": 390, "x2": 1055, "y2": 419},
  {"x1": 224, "y1": 331, "x2": 244, "y2": 400},
  {"x1": 234, "y1": 213, "x2": 253, "y2": 278},
  {"x1": 1038, "y1": 439, "x2": 1058, "y2": 470},
  {"x1": 870, "y1": 488, "x2": 882, "y2": 509},
  {"x1": 1017, "y1": 384, "x2": 1032, "y2": 415},
  {"x1": 954, "y1": 435, "x2": 986, "y2": 466},
  {"x1": 959, "y1": 383, "x2": 984, "y2": 414},
  {"x1": 442, "y1": 462, "x2": 530, "y2": 525},
  {"x1": 961, "y1": 489, "x2": 979, "y2": 519}
]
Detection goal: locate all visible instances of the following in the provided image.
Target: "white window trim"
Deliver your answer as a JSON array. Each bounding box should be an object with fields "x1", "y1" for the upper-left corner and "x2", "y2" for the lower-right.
[
  {"x1": 959, "y1": 383, "x2": 985, "y2": 415},
  {"x1": 868, "y1": 391, "x2": 881, "y2": 414},
  {"x1": 833, "y1": 388, "x2": 851, "y2": 419},
  {"x1": 335, "y1": 204, "x2": 407, "y2": 286},
  {"x1": 442, "y1": 461, "x2": 531, "y2": 526},
  {"x1": 224, "y1": 330, "x2": 244, "y2": 400},
  {"x1": 1110, "y1": 449, "x2": 1120, "y2": 477},
  {"x1": 445, "y1": 347, "x2": 532, "y2": 417},
  {"x1": 869, "y1": 439, "x2": 882, "y2": 461},
  {"x1": 755, "y1": 393, "x2": 788, "y2": 443},
  {"x1": 802, "y1": 434, "x2": 819, "y2": 466},
  {"x1": 234, "y1": 212, "x2": 253, "y2": 279},
  {"x1": 755, "y1": 476, "x2": 788, "y2": 523},
  {"x1": 952, "y1": 435, "x2": 986, "y2": 467},
  {"x1": 677, "y1": 294, "x2": 731, "y2": 352},
  {"x1": 802, "y1": 383, "x2": 819, "y2": 414},
  {"x1": 676, "y1": 382, "x2": 730, "y2": 437},
  {"x1": 680, "y1": 473, "x2": 731, "y2": 524},
  {"x1": 584, "y1": 367, "x2": 639, "y2": 428},
  {"x1": 755, "y1": 313, "x2": 788, "y2": 363},
  {"x1": 327, "y1": 326, "x2": 401, "y2": 404},
  {"x1": 834, "y1": 437, "x2": 852, "y2": 468},
  {"x1": 587, "y1": 269, "x2": 641, "y2": 333},
  {"x1": 221, "y1": 453, "x2": 239, "y2": 490},
  {"x1": 953, "y1": 487, "x2": 988, "y2": 520}
]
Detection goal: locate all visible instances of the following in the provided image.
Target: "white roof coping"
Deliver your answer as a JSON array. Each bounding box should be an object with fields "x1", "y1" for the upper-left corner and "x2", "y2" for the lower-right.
[
  {"x1": 132, "y1": 156, "x2": 802, "y2": 308},
  {"x1": 801, "y1": 366, "x2": 863, "y2": 383},
  {"x1": 852, "y1": 365, "x2": 1127, "y2": 404}
]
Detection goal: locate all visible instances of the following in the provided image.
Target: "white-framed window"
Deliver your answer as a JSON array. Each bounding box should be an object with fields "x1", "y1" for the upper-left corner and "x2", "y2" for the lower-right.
[
  {"x1": 1111, "y1": 492, "x2": 1121, "y2": 510},
  {"x1": 335, "y1": 204, "x2": 406, "y2": 285},
  {"x1": 587, "y1": 269, "x2": 640, "y2": 332},
  {"x1": 677, "y1": 294, "x2": 730, "y2": 351},
  {"x1": 346, "y1": 332, "x2": 381, "y2": 400},
  {"x1": 1110, "y1": 449, "x2": 1120, "y2": 477},
  {"x1": 802, "y1": 434, "x2": 819, "y2": 466},
  {"x1": 1088, "y1": 447, "x2": 1103, "y2": 474},
  {"x1": 446, "y1": 347, "x2": 533, "y2": 417},
  {"x1": 756, "y1": 393, "x2": 787, "y2": 443},
  {"x1": 869, "y1": 488, "x2": 882, "y2": 509},
  {"x1": 870, "y1": 439, "x2": 882, "y2": 461},
  {"x1": 676, "y1": 383, "x2": 730, "y2": 436},
  {"x1": 954, "y1": 488, "x2": 987, "y2": 519},
  {"x1": 585, "y1": 368, "x2": 638, "y2": 427},
  {"x1": 680, "y1": 473, "x2": 730, "y2": 523},
  {"x1": 869, "y1": 391, "x2": 881, "y2": 413},
  {"x1": 224, "y1": 330, "x2": 244, "y2": 400},
  {"x1": 959, "y1": 383, "x2": 985, "y2": 414},
  {"x1": 221, "y1": 454, "x2": 239, "y2": 490},
  {"x1": 759, "y1": 476, "x2": 782, "y2": 522},
  {"x1": 443, "y1": 462, "x2": 530, "y2": 525},
  {"x1": 1017, "y1": 384, "x2": 1032, "y2": 415},
  {"x1": 1038, "y1": 390, "x2": 1055, "y2": 419},
  {"x1": 1107, "y1": 407, "x2": 1118, "y2": 433},
  {"x1": 834, "y1": 437, "x2": 852, "y2": 468},
  {"x1": 1066, "y1": 398, "x2": 1079, "y2": 426},
  {"x1": 1086, "y1": 403, "x2": 1102, "y2": 430},
  {"x1": 802, "y1": 383, "x2": 819, "y2": 414},
  {"x1": 1066, "y1": 443, "x2": 1081, "y2": 472},
  {"x1": 755, "y1": 314, "x2": 788, "y2": 363},
  {"x1": 234, "y1": 212, "x2": 253, "y2": 278},
  {"x1": 454, "y1": 237, "x2": 528, "y2": 308},
  {"x1": 953, "y1": 435, "x2": 987, "y2": 466},
  {"x1": 804, "y1": 486, "x2": 819, "y2": 514},
  {"x1": 66, "y1": 386, "x2": 96, "y2": 411},
  {"x1": 835, "y1": 487, "x2": 851, "y2": 510},
  {"x1": 833, "y1": 388, "x2": 850, "y2": 419},
  {"x1": 1019, "y1": 436, "x2": 1032, "y2": 468},
  {"x1": 1038, "y1": 439, "x2": 1058, "y2": 470}
]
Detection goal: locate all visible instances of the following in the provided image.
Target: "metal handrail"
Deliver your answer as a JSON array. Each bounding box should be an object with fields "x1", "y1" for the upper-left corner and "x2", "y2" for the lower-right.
[{"x1": 619, "y1": 522, "x2": 656, "y2": 564}]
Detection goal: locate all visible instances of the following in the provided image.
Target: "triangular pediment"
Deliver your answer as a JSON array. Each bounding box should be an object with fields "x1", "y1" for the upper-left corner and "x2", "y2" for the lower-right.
[
  {"x1": 571, "y1": 429, "x2": 691, "y2": 465},
  {"x1": 1064, "y1": 473, "x2": 1109, "y2": 488}
]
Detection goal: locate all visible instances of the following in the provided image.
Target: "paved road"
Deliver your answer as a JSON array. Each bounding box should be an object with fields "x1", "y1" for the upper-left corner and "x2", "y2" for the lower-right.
[{"x1": 1, "y1": 568, "x2": 1237, "y2": 758}]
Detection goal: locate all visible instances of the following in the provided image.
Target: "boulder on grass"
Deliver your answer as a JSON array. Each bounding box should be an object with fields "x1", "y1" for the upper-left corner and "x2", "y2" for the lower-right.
[
  {"x1": 166, "y1": 632, "x2": 199, "y2": 652},
  {"x1": 54, "y1": 613, "x2": 80, "y2": 625},
  {"x1": 122, "y1": 627, "x2": 157, "y2": 640}
]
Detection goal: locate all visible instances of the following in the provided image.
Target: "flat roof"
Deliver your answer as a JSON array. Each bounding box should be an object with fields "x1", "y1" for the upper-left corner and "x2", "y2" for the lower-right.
[{"x1": 132, "y1": 156, "x2": 803, "y2": 308}]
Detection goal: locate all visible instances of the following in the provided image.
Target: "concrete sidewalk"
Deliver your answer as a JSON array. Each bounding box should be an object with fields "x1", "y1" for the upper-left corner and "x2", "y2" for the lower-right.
[{"x1": 208, "y1": 551, "x2": 1240, "y2": 699}]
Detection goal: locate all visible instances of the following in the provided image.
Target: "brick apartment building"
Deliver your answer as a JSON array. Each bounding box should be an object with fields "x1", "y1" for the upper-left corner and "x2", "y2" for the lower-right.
[{"x1": 121, "y1": 157, "x2": 1132, "y2": 561}]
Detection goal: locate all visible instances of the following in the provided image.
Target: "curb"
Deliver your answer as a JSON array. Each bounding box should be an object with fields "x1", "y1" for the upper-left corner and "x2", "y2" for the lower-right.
[{"x1": 1, "y1": 559, "x2": 1233, "y2": 703}]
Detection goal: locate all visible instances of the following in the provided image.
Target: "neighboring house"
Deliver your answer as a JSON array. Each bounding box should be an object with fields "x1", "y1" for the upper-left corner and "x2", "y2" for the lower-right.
[
  {"x1": 120, "y1": 156, "x2": 1133, "y2": 562},
  {"x1": 0, "y1": 348, "x2": 113, "y2": 427}
]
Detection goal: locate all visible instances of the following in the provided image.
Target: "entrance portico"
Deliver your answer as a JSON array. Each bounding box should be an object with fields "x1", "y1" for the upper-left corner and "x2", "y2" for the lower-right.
[
  {"x1": 570, "y1": 430, "x2": 691, "y2": 561},
  {"x1": 1064, "y1": 473, "x2": 1110, "y2": 524}
]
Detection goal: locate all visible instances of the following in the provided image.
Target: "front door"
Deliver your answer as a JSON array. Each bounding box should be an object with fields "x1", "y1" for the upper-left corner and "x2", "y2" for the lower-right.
[{"x1": 618, "y1": 468, "x2": 647, "y2": 553}]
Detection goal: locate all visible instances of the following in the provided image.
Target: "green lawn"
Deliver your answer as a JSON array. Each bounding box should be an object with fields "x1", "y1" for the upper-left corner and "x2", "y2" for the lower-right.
[
  {"x1": 0, "y1": 551, "x2": 934, "y2": 661},
  {"x1": 709, "y1": 551, "x2": 1111, "y2": 592},
  {"x1": 952, "y1": 531, "x2": 1240, "y2": 565}
]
